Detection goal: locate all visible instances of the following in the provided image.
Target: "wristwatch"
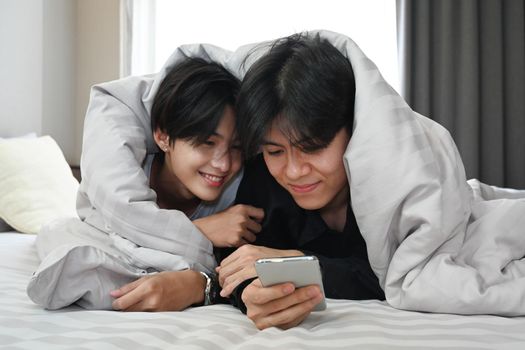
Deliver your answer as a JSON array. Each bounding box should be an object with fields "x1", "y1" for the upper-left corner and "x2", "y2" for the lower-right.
[{"x1": 198, "y1": 271, "x2": 214, "y2": 306}]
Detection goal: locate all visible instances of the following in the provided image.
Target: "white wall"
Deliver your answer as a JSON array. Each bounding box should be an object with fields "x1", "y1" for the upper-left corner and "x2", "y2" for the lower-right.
[
  {"x1": 75, "y1": 0, "x2": 120, "y2": 163},
  {"x1": 0, "y1": 0, "x2": 43, "y2": 138},
  {"x1": 42, "y1": 0, "x2": 76, "y2": 162},
  {"x1": 0, "y1": 0, "x2": 120, "y2": 165}
]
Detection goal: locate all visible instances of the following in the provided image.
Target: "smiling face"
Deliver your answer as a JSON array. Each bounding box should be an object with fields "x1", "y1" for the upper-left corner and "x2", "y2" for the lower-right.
[
  {"x1": 262, "y1": 121, "x2": 351, "y2": 212},
  {"x1": 154, "y1": 105, "x2": 242, "y2": 203}
]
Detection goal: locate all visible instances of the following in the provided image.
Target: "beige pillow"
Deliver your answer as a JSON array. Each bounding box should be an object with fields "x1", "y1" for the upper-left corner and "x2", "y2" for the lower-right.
[{"x1": 0, "y1": 136, "x2": 79, "y2": 234}]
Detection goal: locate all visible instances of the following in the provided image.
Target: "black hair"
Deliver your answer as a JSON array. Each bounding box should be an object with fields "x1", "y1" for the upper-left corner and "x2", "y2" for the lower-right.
[
  {"x1": 236, "y1": 33, "x2": 356, "y2": 158},
  {"x1": 151, "y1": 57, "x2": 240, "y2": 146}
]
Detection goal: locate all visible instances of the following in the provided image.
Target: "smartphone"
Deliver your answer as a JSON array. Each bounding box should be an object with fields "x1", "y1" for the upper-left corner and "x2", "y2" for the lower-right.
[{"x1": 254, "y1": 256, "x2": 326, "y2": 311}]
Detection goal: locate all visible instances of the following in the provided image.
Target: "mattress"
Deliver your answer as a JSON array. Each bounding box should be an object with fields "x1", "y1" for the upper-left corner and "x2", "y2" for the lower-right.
[{"x1": 1, "y1": 232, "x2": 524, "y2": 350}]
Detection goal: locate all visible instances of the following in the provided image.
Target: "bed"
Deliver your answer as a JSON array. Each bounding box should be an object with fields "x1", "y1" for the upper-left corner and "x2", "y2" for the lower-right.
[
  {"x1": 1, "y1": 231, "x2": 524, "y2": 350},
  {"x1": 2, "y1": 31, "x2": 525, "y2": 349}
]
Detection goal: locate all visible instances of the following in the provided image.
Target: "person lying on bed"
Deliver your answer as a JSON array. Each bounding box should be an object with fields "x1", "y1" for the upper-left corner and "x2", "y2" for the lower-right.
[
  {"x1": 108, "y1": 58, "x2": 265, "y2": 311},
  {"x1": 28, "y1": 57, "x2": 263, "y2": 311},
  {"x1": 214, "y1": 34, "x2": 385, "y2": 329}
]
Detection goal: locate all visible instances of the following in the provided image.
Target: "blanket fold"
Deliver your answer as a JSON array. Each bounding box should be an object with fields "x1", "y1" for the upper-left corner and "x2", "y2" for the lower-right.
[{"x1": 28, "y1": 30, "x2": 525, "y2": 314}]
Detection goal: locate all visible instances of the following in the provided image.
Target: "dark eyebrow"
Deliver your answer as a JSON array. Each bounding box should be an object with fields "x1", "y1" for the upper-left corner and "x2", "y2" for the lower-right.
[
  {"x1": 209, "y1": 131, "x2": 222, "y2": 139},
  {"x1": 261, "y1": 140, "x2": 284, "y2": 147}
]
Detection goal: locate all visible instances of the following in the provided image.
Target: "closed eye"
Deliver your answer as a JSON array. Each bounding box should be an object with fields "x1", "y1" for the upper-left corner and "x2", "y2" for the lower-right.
[{"x1": 265, "y1": 149, "x2": 283, "y2": 156}]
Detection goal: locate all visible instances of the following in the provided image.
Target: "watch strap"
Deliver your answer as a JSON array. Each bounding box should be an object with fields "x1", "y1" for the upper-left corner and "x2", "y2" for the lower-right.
[{"x1": 198, "y1": 271, "x2": 213, "y2": 306}]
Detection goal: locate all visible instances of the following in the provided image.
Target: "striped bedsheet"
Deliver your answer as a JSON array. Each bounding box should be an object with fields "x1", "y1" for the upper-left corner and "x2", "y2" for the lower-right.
[{"x1": 1, "y1": 232, "x2": 524, "y2": 350}]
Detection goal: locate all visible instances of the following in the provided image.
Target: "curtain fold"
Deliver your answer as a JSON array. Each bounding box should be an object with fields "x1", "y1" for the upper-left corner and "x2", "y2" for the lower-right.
[
  {"x1": 119, "y1": 0, "x2": 133, "y2": 77},
  {"x1": 397, "y1": 0, "x2": 525, "y2": 188}
]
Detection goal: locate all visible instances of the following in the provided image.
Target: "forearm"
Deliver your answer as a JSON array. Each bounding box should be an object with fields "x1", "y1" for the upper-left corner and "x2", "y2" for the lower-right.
[{"x1": 188, "y1": 270, "x2": 208, "y2": 306}]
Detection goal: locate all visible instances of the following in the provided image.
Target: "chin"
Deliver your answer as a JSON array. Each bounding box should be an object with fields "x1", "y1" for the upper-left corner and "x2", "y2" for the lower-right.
[
  {"x1": 196, "y1": 191, "x2": 221, "y2": 202},
  {"x1": 292, "y1": 197, "x2": 325, "y2": 211}
]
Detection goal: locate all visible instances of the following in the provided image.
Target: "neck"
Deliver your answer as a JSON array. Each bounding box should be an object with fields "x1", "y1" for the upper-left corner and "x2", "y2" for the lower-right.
[
  {"x1": 150, "y1": 153, "x2": 200, "y2": 215},
  {"x1": 319, "y1": 185, "x2": 349, "y2": 232}
]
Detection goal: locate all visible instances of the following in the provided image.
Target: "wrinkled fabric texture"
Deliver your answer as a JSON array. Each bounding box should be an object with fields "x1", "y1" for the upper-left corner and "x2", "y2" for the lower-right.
[
  {"x1": 332, "y1": 30, "x2": 525, "y2": 315},
  {"x1": 28, "y1": 30, "x2": 525, "y2": 314},
  {"x1": 27, "y1": 44, "x2": 243, "y2": 310}
]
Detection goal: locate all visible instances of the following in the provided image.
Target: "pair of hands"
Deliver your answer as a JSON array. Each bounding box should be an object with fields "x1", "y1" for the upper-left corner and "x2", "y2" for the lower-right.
[
  {"x1": 110, "y1": 267, "x2": 322, "y2": 331},
  {"x1": 111, "y1": 204, "x2": 321, "y2": 330},
  {"x1": 194, "y1": 204, "x2": 322, "y2": 330},
  {"x1": 216, "y1": 244, "x2": 321, "y2": 330},
  {"x1": 110, "y1": 205, "x2": 262, "y2": 312}
]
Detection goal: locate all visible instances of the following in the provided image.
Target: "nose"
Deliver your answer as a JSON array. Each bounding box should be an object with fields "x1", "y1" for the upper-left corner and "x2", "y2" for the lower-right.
[
  {"x1": 211, "y1": 149, "x2": 231, "y2": 173},
  {"x1": 285, "y1": 150, "x2": 310, "y2": 180}
]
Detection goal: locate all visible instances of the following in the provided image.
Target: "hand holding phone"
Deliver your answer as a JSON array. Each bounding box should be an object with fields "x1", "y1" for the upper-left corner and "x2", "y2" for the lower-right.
[{"x1": 254, "y1": 256, "x2": 326, "y2": 311}]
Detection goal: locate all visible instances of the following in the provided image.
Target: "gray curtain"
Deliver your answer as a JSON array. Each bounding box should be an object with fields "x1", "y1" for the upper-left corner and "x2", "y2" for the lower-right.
[{"x1": 397, "y1": 0, "x2": 525, "y2": 188}]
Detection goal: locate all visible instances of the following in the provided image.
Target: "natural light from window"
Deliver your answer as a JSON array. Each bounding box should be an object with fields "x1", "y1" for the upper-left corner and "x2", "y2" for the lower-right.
[{"x1": 131, "y1": 0, "x2": 398, "y2": 91}]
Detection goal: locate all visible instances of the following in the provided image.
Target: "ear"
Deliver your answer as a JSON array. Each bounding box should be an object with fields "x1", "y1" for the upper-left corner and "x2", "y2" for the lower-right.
[{"x1": 153, "y1": 129, "x2": 170, "y2": 152}]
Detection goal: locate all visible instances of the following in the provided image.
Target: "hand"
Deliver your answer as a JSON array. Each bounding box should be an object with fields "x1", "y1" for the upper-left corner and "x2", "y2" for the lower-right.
[
  {"x1": 242, "y1": 279, "x2": 323, "y2": 330},
  {"x1": 110, "y1": 270, "x2": 205, "y2": 311},
  {"x1": 217, "y1": 244, "x2": 303, "y2": 297},
  {"x1": 193, "y1": 204, "x2": 264, "y2": 248}
]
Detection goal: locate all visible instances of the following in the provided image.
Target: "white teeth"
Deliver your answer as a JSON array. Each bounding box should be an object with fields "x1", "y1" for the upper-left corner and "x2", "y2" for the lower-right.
[{"x1": 202, "y1": 173, "x2": 224, "y2": 182}]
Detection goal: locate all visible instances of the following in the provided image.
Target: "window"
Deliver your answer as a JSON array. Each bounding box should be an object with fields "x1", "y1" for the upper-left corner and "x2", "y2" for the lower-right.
[{"x1": 125, "y1": 0, "x2": 398, "y2": 91}]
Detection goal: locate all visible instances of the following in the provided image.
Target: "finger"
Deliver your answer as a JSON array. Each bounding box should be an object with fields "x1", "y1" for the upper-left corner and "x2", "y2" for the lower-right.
[
  {"x1": 122, "y1": 299, "x2": 154, "y2": 312},
  {"x1": 244, "y1": 219, "x2": 262, "y2": 234},
  {"x1": 265, "y1": 285, "x2": 322, "y2": 315},
  {"x1": 246, "y1": 283, "x2": 320, "y2": 311},
  {"x1": 218, "y1": 262, "x2": 243, "y2": 286},
  {"x1": 258, "y1": 295, "x2": 321, "y2": 330},
  {"x1": 220, "y1": 277, "x2": 243, "y2": 297},
  {"x1": 112, "y1": 285, "x2": 148, "y2": 311},
  {"x1": 242, "y1": 230, "x2": 257, "y2": 243},
  {"x1": 243, "y1": 280, "x2": 296, "y2": 306},
  {"x1": 220, "y1": 267, "x2": 257, "y2": 297},
  {"x1": 110, "y1": 277, "x2": 144, "y2": 298},
  {"x1": 219, "y1": 248, "x2": 243, "y2": 268},
  {"x1": 245, "y1": 206, "x2": 265, "y2": 222},
  {"x1": 279, "y1": 310, "x2": 311, "y2": 330},
  {"x1": 246, "y1": 285, "x2": 322, "y2": 330}
]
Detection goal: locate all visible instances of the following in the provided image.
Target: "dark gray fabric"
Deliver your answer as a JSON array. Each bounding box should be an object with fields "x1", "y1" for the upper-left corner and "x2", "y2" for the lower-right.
[{"x1": 397, "y1": 0, "x2": 525, "y2": 188}]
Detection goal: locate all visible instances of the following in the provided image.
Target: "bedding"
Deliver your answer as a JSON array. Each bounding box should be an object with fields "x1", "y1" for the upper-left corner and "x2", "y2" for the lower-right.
[
  {"x1": 335, "y1": 29, "x2": 525, "y2": 315},
  {"x1": 0, "y1": 136, "x2": 78, "y2": 234},
  {"x1": 25, "y1": 29, "x2": 525, "y2": 316},
  {"x1": 3, "y1": 232, "x2": 525, "y2": 349}
]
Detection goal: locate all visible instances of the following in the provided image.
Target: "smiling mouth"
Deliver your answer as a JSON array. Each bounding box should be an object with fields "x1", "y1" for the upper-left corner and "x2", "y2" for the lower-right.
[
  {"x1": 289, "y1": 181, "x2": 321, "y2": 193},
  {"x1": 199, "y1": 172, "x2": 226, "y2": 187}
]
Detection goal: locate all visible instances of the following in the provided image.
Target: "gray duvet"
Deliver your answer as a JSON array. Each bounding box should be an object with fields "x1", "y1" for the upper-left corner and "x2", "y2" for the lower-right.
[{"x1": 28, "y1": 30, "x2": 525, "y2": 315}]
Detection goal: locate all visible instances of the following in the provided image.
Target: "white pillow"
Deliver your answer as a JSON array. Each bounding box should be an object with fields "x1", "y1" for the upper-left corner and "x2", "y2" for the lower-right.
[{"x1": 0, "y1": 136, "x2": 79, "y2": 234}]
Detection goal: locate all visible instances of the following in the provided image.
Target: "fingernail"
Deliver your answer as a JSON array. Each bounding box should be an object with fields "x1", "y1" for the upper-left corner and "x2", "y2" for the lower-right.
[
  {"x1": 283, "y1": 284, "x2": 294, "y2": 294},
  {"x1": 306, "y1": 286, "x2": 319, "y2": 298}
]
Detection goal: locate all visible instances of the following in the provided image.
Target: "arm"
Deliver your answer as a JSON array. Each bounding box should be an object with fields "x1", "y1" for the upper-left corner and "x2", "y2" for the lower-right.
[{"x1": 111, "y1": 270, "x2": 207, "y2": 311}]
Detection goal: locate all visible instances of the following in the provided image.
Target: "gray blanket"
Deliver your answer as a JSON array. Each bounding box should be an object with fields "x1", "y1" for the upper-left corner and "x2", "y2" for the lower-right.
[{"x1": 28, "y1": 30, "x2": 525, "y2": 315}]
